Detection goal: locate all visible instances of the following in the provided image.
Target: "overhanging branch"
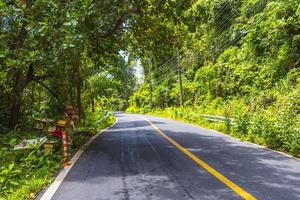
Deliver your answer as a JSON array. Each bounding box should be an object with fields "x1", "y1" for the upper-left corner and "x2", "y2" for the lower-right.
[
  {"x1": 99, "y1": 6, "x2": 142, "y2": 38},
  {"x1": 33, "y1": 79, "x2": 60, "y2": 101},
  {"x1": 100, "y1": 17, "x2": 124, "y2": 38}
]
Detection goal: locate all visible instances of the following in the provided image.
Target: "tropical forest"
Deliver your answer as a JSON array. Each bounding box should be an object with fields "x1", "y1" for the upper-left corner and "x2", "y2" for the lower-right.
[{"x1": 0, "y1": 0, "x2": 300, "y2": 199}]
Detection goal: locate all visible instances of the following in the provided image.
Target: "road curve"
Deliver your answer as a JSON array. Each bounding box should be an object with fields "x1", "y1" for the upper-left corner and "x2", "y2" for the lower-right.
[{"x1": 49, "y1": 113, "x2": 300, "y2": 200}]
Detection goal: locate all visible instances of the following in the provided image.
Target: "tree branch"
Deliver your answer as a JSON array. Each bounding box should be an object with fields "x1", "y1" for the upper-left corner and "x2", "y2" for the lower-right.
[
  {"x1": 100, "y1": 17, "x2": 124, "y2": 38},
  {"x1": 33, "y1": 79, "x2": 60, "y2": 101},
  {"x1": 99, "y1": 5, "x2": 142, "y2": 39}
]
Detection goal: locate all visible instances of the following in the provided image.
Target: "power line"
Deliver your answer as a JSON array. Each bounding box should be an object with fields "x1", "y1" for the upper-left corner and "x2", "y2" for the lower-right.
[
  {"x1": 214, "y1": 0, "x2": 255, "y2": 34},
  {"x1": 158, "y1": 61, "x2": 175, "y2": 75},
  {"x1": 200, "y1": 0, "x2": 275, "y2": 57},
  {"x1": 158, "y1": 56, "x2": 176, "y2": 69},
  {"x1": 148, "y1": 0, "x2": 277, "y2": 86},
  {"x1": 158, "y1": 61, "x2": 177, "y2": 74},
  {"x1": 156, "y1": 54, "x2": 185, "y2": 78},
  {"x1": 218, "y1": 2, "x2": 280, "y2": 51},
  {"x1": 158, "y1": 55, "x2": 185, "y2": 73},
  {"x1": 155, "y1": 55, "x2": 175, "y2": 67},
  {"x1": 154, "y1": 54, "x2": 187, "y2": 85},
  {"x1": 155, "y1": 69, "x2": 177, "y2": 85},
  {"x1": 213, "y1": 1, "x2": 236, "y2": 25},
  {"x1": 214, "y1": 7, "x2": 241, "y2": 33}
]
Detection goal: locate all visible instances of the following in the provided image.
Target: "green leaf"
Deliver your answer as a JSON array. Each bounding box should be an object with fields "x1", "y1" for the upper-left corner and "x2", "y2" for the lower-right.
[
  {"x1": 8, "y1": 164, "x2": 14, "y2": 171},
  {"x1": 38, "y1": 25, "x2": 46, "y2": 33},
  {"x1": 296, "y1": 5, "x2": 300, "y2": 16},
  {"x1": 29, "y1": 51, "x2": 38, "y2": 59},
  {"x1": 6, "y1": 58, "x2": 15, "y2": 67},
  {"x1": 1, "y1": 169, "x2": 9, "y2": 175},
  {"x1": 9, "y1": 180, "x2": 20, "y2": 186},
  {"x1": 0, "y1": 49, "x2": 9, "y2": 58}
]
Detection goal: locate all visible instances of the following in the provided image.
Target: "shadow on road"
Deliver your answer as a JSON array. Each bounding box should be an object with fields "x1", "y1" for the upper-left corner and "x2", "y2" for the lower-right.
[{"x1": 51, "y1": 114, "x2": 300, "y2": 200}]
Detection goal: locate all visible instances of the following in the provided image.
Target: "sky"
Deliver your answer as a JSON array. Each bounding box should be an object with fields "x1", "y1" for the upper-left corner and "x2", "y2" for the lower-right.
[
  {"x1": 134, "y1": 59, "x2": 144, "y2": 84},
  {"x1": 119, "y1": 50, "x2": 144, "y2": 84}
]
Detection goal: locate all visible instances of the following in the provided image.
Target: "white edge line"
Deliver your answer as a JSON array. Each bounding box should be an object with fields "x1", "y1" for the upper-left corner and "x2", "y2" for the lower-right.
[
  {"x1": 134, "y1": 113, "x2": 300, "y2": 162},
  {"x1": 39, "y1": 117, "x2": 119, "y2": 200}
]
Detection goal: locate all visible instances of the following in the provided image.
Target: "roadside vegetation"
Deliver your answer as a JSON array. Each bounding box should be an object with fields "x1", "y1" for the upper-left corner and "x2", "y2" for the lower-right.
[
  {"x1": 127, "y1": 0, "x2": 300, "y2": 156},
  {"x1": 1, "y1": 1, "x2": 135, "y2": 199},
  {"x1": 1, "y1": 0, "x2": 300, "y2": 199},
  {"x1": 0, "y1": 110, "x2": 115, "y2": 200}
]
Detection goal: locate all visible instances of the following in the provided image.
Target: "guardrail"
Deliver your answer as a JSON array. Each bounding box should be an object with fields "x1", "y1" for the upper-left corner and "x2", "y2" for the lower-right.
[
  {"x1": 199, "y1": 114, "x2": 235, "y2": 124},
  {"x1": 96, "y1": 110, "x2": 113, "y2": 123},
  {"x1": 185, "y1": 113, "x2": 235, "y2": 125}
]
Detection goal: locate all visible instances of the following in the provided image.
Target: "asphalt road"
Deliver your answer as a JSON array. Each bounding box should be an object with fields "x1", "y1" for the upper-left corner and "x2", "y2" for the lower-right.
[{"x1": 49, "y1": 113, "x2": 300, "y2": 200}]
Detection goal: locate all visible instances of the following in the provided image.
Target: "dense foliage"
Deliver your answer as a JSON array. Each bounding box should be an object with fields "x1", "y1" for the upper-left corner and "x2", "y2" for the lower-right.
[
  {"x1": 0, "y1": 1, "x2": 137, "y2": 199},
  {"x1": 127, "y1": 0, "x2": 300, "y2": 155},
  {"x1": 0, "y1": 110, "x2": 114, "y2": 199},
  {"x1": 1, "y1": 0, "x2": 300, "y2": 198},
  {"x1": 0, "y1": 0, "x2": 137, "y2": 130}
]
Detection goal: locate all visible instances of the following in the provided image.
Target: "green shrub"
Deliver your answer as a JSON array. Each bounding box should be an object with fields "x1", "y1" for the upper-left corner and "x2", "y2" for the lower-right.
[{"x1": 0, "y1": 109, "x2": 115, "y2": 200}]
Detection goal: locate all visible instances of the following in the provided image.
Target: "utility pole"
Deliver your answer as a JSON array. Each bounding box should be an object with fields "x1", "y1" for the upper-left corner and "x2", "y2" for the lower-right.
[
  {"x1": 148, "y1": 58, "x2": 153, "y2": 111},
  {"x1": 176, "y1": 47, "x2": 183, "y2": 107}
]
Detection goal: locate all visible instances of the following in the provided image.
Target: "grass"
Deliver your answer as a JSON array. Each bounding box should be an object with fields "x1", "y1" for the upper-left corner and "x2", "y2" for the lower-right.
[
  {"x1": 130, "y1": 106, "x2": 300, "y2": 158},
  {"x1": 148, "y1": 107, "x2": 229, "y2": 135},
  {"x1": 0, "y1": 110, "x2": 115, "y2": 200}
]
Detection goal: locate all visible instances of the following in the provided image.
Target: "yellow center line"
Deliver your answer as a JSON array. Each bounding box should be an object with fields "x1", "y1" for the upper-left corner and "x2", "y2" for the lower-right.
[{"x1": 140, "y1": 116, "x2": 256, "y2": 200}]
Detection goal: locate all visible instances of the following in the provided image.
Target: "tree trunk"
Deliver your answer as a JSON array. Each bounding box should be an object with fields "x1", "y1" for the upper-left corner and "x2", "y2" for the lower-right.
[
  {"x1": 75, "y1": 59, "x2": 83, "y2": 120},
  {"x1": 8, "y1": 64, "x2": 35, "y2": 129},
  {"x1": 8, "y1": 0, "x2": 32, "y2": 129},
  {"x1": 30, "y1": 81, "x2": 34, "y2": 117},
  {"x1": 9, "y1": 70, "x2": 26, "y2": 129},
  {"x1": 91, "y1": 98, "x2": 95, "y2": 112}
]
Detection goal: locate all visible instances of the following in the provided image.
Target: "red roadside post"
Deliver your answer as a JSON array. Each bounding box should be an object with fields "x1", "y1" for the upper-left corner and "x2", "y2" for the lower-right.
[
  {"x1": 56, "y1": 120, "x2": 71, "y2": 167},
  {"x1": 62, "y1": 130, "x2": 70, "y2": 167}
]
